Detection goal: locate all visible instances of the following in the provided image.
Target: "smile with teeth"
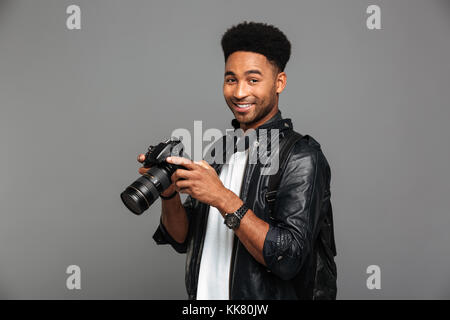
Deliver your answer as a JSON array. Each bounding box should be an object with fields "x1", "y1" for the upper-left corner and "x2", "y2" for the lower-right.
[{"x1": 234, "y1": 103, "x2": 254, "y2": 109}]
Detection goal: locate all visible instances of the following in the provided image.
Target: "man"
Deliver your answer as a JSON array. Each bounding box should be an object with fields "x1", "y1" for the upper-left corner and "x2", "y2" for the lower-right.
[{"x1": 139, "y1": 21, "x2": 337, "y2": 300}]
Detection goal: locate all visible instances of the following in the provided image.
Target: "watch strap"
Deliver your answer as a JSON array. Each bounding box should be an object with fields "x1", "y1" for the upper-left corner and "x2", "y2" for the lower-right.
[{"x1": 234, "y1": 203, "x2": 249, "y2": 220}]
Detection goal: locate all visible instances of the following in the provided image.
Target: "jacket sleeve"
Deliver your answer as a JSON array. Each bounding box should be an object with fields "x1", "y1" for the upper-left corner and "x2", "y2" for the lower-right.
[
  {"x1": 262, "y1": 144, "x2": 329, "y2": 280},
  {"x1": 152, "y1": 195, "x2": 196, "y2": 254}
]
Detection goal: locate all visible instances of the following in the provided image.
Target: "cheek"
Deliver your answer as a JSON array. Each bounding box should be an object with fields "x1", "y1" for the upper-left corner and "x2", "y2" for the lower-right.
[
  {"x1": 223, "y1": 86, "x2": 233, "y2": 98},
  {"x1": 254, "y1": 86, "x2": 271, "y2": 103}
]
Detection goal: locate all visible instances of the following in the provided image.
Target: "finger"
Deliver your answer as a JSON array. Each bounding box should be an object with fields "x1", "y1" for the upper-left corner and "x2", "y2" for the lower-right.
[
  {"x1": 174, "y1": 180, "x2": 191, "y2": 191},
  {"x1": 138, "y1": 167, "x2": 150, "y2": 175},
  {"x1": 171, "y1": 168, "x2": 193, "y2": 183},
  {"x1": 167, "y1": 156, "x2": 197, "y2": 170},
  {"x1": 137, "y1": 154, "x2": 146, "y2": 163},
  {"x1": 195, "y1": 160, "x2": 211, "y2": 170}
]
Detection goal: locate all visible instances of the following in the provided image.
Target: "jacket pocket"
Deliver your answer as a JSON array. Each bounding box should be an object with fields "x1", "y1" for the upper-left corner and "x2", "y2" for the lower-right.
[{"x1": 264, "y1": 190, "x2": 278, "y2": 221}]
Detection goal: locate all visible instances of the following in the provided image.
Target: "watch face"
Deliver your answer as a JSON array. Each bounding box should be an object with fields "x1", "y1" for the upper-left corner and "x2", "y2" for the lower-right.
[{"x1": 225, "y1": 214, "x2": 239, "y2": 229}]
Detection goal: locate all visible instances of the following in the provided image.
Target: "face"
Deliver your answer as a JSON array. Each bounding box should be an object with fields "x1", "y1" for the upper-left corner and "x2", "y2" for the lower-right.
[{"x1": 223, "y1": 51, "x2": 287, "y2": 131}]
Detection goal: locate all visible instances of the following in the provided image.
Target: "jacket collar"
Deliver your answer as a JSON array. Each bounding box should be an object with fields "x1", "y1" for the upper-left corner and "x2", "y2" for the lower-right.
[
  {"x1": 231, "y1": 109, "x2": 293, "y2": 132},
  {"x1": 228, "y1": 109, "x2": 293, "y2": 154},
  {"x1": 208, "y1": 109, "x2": 293, "y2": 170}
]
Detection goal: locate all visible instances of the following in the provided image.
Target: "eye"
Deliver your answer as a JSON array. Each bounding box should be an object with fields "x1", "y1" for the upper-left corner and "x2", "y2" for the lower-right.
[
  {"x1": 249, "y1": 79, "x2": 259, "y2": 84},
  {"x1": 226, "y1": 78, "x2": 236, "y2": 83}
]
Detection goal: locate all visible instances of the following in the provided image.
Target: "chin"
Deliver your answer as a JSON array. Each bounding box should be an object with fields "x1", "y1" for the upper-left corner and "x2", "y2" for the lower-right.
[{"x1": 234, "y1": 112, "x2": 254, "y2": 124}]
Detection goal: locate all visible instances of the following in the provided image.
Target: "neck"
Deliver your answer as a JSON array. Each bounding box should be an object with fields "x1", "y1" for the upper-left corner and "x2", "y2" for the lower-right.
[{"x1": 240, "y1": 105, "x2": 279, "y2": 132}]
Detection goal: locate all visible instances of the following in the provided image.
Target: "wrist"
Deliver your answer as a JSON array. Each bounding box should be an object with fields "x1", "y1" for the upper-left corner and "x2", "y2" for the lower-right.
[
  {"x1": 161, "y1": 185, "x2": 177, "y2": 198},
  {"x1": 216, "y1": 189, "x2": 243, "y2": 217},
  {"x1": 160, "y1": 191, "x2": 178, "y2": 200}
]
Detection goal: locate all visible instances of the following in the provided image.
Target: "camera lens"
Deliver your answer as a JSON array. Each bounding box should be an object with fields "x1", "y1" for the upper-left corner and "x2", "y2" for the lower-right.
[{"x1": 120, "y1": 166, "x2": 172, "y2": 215}]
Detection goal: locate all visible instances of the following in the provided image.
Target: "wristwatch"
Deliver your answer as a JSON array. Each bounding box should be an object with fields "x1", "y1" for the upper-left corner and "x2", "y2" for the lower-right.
[{"x1": 224, "y1": 203, "x2": 249, "y2": 230}]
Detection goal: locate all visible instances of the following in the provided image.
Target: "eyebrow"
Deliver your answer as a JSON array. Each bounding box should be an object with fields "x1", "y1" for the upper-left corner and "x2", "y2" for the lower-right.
[{"x1": 224, "y1": 69, "x2": 263, "y2": 77}]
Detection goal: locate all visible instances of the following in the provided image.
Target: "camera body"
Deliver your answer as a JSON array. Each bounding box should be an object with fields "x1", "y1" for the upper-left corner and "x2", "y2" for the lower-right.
[
  {"x1": 142, "y1": 137, "x2": 184, "y2": 168},
  {"x1": 120, "y1": 137, "x2": 185, "y2": 215}
]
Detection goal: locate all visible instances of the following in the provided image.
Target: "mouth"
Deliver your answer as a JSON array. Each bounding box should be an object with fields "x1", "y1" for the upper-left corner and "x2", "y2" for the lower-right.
[{"x1": 232, "y1": 102, "x2": 255, "y2": 113}]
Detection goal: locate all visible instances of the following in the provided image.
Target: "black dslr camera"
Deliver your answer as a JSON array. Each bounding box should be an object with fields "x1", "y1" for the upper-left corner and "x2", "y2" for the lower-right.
[{"x1": 120, "y1": 137, "x2": 185, "y2": 215}]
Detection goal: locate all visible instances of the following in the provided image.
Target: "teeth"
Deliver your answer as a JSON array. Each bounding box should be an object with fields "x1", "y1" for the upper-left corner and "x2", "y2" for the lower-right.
[{"x1": 236, "y1": 104, "x2": 252, "y2": 108}]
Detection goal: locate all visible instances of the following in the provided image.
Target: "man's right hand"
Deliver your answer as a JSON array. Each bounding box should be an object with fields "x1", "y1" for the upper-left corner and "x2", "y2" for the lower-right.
[{"x1": 137, "y1": 154, "x2": 177, "y2": 198}]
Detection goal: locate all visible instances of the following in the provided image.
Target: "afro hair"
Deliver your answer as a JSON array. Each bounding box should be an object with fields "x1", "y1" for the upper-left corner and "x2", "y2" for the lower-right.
[{"x1": 221, "y1": 21, "x2": 291, "y2": 72}]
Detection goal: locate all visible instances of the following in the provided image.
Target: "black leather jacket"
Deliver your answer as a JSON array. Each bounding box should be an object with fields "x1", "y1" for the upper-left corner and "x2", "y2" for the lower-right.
[{"x1": 153, "y1": 111, "x2": 336, "y2": 299}]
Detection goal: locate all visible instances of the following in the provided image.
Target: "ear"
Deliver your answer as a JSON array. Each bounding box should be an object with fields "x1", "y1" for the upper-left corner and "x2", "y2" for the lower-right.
[{"x1": 275, "y1": 72, "x2": 287, "y2": 94}]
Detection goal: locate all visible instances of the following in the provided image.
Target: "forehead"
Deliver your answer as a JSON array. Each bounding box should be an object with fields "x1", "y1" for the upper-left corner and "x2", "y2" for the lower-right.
[{"x1": 225, "y1": 51, "x2": 274, "y2": 74}]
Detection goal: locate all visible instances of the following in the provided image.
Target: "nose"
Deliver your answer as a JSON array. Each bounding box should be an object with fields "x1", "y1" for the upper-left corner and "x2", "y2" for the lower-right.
[{"x1": 233, "y1": 81, "x2": 250, "y2": 100}]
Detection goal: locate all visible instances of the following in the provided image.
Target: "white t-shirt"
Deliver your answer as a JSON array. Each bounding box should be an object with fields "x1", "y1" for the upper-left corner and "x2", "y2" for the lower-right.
[{"x1": 196, "y1": 148, "x2": 249, "y2": 300}]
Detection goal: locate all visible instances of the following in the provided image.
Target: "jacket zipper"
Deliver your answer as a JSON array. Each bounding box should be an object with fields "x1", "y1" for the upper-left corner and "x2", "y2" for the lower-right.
[
  {"x1": 229, "y1": 149, "x2": 252, "y2": 299},
  {"x1": 191, "y1": 202, "x2": 208, "y2": 299},
  {"x1": 228, "y1": 234, "x2": 238, "y2": 299}
]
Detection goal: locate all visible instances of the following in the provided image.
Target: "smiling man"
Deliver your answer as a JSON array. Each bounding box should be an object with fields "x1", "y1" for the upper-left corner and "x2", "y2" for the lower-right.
[
  {"x1": 143, "y1": 21, "x2": 337, "y2": 300},
  {"x1": 224, "y1": 50, "x2": 283, "y2": 131}
]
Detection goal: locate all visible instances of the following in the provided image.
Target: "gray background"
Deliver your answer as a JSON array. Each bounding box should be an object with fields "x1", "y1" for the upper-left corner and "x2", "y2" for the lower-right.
[{"x1": 1, "y1": 0, "x2": 449, "y2": 299}]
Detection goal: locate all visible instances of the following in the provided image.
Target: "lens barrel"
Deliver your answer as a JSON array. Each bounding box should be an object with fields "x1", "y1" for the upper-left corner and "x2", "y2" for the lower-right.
[{"x1": 120, "y1": 165, "x2": 173, "y2": 215}]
